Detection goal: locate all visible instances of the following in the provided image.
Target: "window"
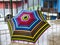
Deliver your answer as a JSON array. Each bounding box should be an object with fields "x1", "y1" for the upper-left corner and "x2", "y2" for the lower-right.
[
  {"x1": 44, "y1": 1, "x2": 53, "y2": 8},
  {"x1": 49, "y1": 1, "x2": 53, "y2": 8},
  {"x1": 5, "y1": 3, "x2": 8, "y2": 9},
  {"x1": 25, "y1": 0, "x2": 28, "y2": 3},
  {"x1": 44, "y1": 1, "x2": 48, "y2": 8}
]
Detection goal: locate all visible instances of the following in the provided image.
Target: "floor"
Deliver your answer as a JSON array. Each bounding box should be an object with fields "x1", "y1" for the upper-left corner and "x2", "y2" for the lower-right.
[{"x1": 0, "y1": 18, "x2": 60, "y2": 45}]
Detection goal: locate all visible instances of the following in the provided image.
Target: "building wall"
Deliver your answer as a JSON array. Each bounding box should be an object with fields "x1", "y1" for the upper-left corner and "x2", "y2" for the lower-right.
[
  {"x1": 0, "y1": 2, "x2": 23, "y2": 17},
  {"x1": 42, "y1": 0, "x2": 60, "y2": 13},
  {"x1": 0, "y1": 2, "x2": 4, "y2": 9},
  {"x1": 40, "y1": 0, "x2": 43, "y2": 8},
  {"x1": 53, "y1": 1, "x2": 57, "y2": 9},
  {"x1": 0, "y1": 0, "x2": 41, "y2": 17},
  {"x1": 57, "y1": 0, "x2": 60, "y2": 13},
  {"x1": 42, "y1": 0, "x2": 57, "y2": 9}
]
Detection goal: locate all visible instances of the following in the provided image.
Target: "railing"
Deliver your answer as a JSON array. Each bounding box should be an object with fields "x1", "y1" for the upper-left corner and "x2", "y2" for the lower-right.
[
  {"x1": 41, "y1": 8, "x2": 58, "y2": 13},
  {"x1": 0, "y1": 0, "x2": 22, "y2": 1}
]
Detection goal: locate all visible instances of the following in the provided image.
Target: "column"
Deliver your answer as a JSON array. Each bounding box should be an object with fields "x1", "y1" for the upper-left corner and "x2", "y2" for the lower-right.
[{"x1": 57, "y1": 0, "x2": 60, "y2": 19}]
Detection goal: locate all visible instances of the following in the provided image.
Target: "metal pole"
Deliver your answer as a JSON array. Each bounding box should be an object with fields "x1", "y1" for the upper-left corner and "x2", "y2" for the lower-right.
[
  {"x1": 27, "y1": 0, "x2": 29, "y2": 10},
  {"x1": 33, "y1": 0, "x2": 34, "y2": 10},
  {"x1": 22, "y1": 0, "x2": 24, "y2": 10},
  {"x1": 3, "y1": 0, "x2": 5, "y2": 21},
  {"x1": 10, "y1": 0, "x2": 13, "y2": 16},
  {"x1": 37, "y1": 0, "x2": 40, "y2": 10},
  {"x1": 16, "y1": 0, "x2": 18, "y2": 13}
]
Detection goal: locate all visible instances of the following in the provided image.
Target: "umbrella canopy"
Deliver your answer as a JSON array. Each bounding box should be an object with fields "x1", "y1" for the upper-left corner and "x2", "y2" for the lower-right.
[{"x1": 8, "y1": 10, "x2": 50, "y2": 43}]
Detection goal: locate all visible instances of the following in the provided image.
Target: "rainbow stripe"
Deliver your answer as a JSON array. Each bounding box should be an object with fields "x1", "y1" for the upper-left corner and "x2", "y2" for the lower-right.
[{"x1": 7, "y1": 10, "x2": 50, "y2": 43}]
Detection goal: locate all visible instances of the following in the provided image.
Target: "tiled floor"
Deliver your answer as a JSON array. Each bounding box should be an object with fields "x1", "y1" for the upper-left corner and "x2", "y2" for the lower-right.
[{"x1": 0, "y1": 18, "x2": 11, "y2": 45}]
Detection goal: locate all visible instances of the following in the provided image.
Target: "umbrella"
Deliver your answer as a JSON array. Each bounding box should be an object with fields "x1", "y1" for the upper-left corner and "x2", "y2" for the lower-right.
[{"x1": 7, "y1": 10, "x2": 50, "y2": 43}]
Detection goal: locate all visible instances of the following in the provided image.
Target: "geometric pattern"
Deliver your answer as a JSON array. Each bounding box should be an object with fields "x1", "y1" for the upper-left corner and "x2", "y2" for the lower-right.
[
  {"x1": 7, "y1": 10, "x2": 50, "y2": 43},
  {"x1": 12, "y1": 10, "x2": 40, "y2": 31}
]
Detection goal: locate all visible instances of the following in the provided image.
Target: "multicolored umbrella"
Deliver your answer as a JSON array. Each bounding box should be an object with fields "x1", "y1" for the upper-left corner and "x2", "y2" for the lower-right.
[{"x1": 8, "y1": 10, "x2": 50, "y2": 43}]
